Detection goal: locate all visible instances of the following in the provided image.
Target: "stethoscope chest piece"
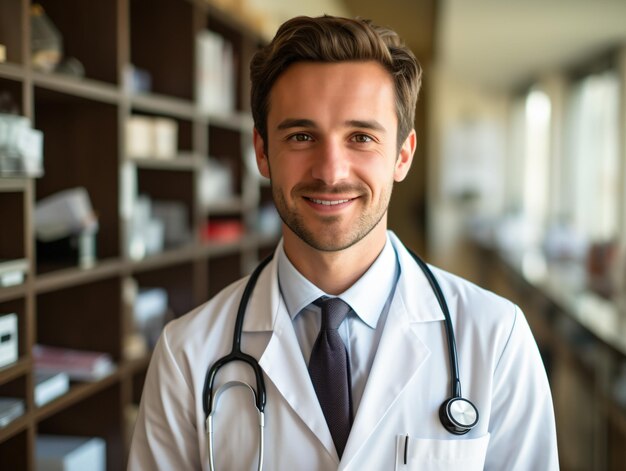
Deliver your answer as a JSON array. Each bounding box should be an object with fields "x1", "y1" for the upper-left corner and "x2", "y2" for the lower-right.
[
  {"x1": 439, "y1": 397, "x2": 479, "y2": 435},
  {"x1": 204, "y1": 248, "x2": 482, "y2": 469}
]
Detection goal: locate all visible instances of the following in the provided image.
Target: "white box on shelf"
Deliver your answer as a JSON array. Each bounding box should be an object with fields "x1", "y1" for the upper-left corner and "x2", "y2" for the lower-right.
[
  {"x1": 126, "y1": 115, "x2": 153, "y2": 158},
  {"x1": 152, "y1": 117, "x2": 178, "y2": 159},
  {"x1": 34, "y1": 371, "x2": 70, "y2": 407},
  {"x1": 0, "y1": 313, "x2": 18, "y2": 368},
  {"x1": 36, "y1": 435, "x2": 106, "y2": 471},
  {"x1": 0, "y1": 258, "x2": 28, "y2": 287},
  {"x1": 0, "y1": 113, "x2": 44, "y2": 177},
  {"x1": 199, "y1": 158, "x2": 234, "y2": 208},
  {"x1": 35, "y1": 187, "x2": 98, "y2": 242}
]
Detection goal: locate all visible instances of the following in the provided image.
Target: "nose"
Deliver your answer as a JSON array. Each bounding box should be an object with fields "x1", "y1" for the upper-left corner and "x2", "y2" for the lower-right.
[{"x1": 310, "y1": 139, "x2": 350, "y2": 185}]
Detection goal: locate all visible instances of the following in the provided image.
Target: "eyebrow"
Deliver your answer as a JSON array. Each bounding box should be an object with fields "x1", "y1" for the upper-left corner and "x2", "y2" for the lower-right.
[
  {"x1": 276, "y1": 119, "x2": 316, "y2": 130},
  {"x1": 346, "y1": 120, "x2": 386, "y2": 132},
  {"x1": 276, "y1": 118, "x2": 386, "y2": 133}
]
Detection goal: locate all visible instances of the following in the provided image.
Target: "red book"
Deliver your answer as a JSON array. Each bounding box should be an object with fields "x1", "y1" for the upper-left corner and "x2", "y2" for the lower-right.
[{"x1": 33, "y1": 345, "x2": 115, "y2": 381}]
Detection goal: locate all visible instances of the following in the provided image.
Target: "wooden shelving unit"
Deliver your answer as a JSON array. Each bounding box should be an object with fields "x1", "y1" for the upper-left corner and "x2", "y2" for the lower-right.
[{"x1": 0, "y1": 1, "x2": 277, "y2": 469}]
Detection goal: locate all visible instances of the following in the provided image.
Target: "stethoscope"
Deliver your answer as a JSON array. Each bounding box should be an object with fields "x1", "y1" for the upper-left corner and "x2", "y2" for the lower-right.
[{"x1": 202, "y1": 247, "x2": 479, "y2": 470}]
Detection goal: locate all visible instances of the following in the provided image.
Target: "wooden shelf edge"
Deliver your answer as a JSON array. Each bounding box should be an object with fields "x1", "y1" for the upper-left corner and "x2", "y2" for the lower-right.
[
  {"x1": 129, "y1": 244, "x2": 199, "y2": 274},
  {"x1": 130, "y1": 155, "x2": 199, "y2": 171},
  {"x1": 130, "y1": 93, "x2": 196, "y2": 120},
  {"x1": 33, "y1": 72, "x2": 120, "y2": 104},
  {"x1": 203, "y1": 196, "x2": 245, "y2": 215},
  {"x1": 0, "y1": 358, "x2": 31, "y2": 385},
  {"x1": 0, "y1": 177, "x2": 30, "y2": 192},
  {"x1": 0, "y1": 283, "x2": 28, "y2": 303},
  {"x1": 0, "y1": 413, "x2": 30, "y2": 443},
  {"x1": 33, "y1": 371, "x2": 120, "y2": 423},
  {"x1": 0, "y1": 62, "x2": 26, "y2": 81},
  {"x1": 32, "y1": 354, "x2": 150, "y2": 423},
  {"x1": 34, "y1": 258, "x2": 124, "y2": 295},
  {"x1": 202, "y1": 110, "x2": 254, "y2": 132}
]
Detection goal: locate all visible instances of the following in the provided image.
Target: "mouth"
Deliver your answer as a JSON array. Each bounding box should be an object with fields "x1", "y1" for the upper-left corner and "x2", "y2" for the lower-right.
[{"x1": 306, "y1": 197, "x2": 353, "y2": 206}]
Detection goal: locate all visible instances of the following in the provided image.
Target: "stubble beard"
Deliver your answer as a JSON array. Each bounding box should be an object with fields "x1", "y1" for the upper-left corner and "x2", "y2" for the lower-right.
[{"x1": 270, "y1": 178, "x2": 393, "y2": 252}]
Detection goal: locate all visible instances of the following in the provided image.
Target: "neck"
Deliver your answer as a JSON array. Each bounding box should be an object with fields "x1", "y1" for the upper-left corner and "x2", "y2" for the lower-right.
[{"x1": 282, "y1": 224, "x2": 388, "y2": 295}]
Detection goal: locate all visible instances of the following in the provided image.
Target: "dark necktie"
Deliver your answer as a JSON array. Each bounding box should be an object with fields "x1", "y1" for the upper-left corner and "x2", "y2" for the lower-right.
[{"x1": 308, "y1": 297, "x2": 353, "y2": 458}]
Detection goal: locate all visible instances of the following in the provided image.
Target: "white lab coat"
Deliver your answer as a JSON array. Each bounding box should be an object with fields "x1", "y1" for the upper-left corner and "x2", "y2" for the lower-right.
[{"x1": 128, "y1": 232, "x2": 559, "y2": 470}]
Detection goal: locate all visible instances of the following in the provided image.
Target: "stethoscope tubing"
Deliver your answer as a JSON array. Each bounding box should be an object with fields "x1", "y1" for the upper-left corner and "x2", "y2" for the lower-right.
[
  {"x1": 202, "y1": 254, "x2": 273, "y2": 419},
  {"x1": 207, "y1": 380, "x2": 264, "y2": 471},
  {"x1": 203, "y1": 244, "x2": 477, "y2": 468},
  {"x1": 408, "y1": 250, "x2": 462, "y2": 398}
]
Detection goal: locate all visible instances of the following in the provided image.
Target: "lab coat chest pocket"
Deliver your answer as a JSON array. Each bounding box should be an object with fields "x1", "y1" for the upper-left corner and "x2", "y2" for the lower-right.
[{"x1": 394, "y1": 433, "x2": 490, "y2": 471}]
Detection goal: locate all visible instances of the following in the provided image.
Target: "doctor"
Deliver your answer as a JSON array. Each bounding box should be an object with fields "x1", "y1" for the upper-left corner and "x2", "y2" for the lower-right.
[{"x1": 129, "y1": 15, "x2": 559, "y2": 470}]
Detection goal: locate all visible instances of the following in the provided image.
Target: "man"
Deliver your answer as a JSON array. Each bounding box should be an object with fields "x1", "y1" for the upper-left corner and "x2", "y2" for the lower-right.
[{"x1": 129, "y1": 15, "x2": 558, "y2": 470}]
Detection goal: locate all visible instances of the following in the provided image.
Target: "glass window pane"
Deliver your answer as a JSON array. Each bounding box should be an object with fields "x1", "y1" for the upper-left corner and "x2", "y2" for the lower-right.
[{"x1": 564, "y1": 71, "x2": 619, "y2": 241}]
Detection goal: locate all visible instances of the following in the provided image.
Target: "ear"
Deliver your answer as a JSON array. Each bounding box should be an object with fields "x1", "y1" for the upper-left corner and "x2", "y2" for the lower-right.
[
  {"x1": 253, "y1": 127, "x2": 270, "y2": 179},
  {"x1": 394, "y1": 129, "x2": 416, "y2": 182}
]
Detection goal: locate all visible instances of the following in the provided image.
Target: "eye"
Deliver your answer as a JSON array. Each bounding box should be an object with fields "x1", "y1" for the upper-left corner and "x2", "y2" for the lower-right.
[
  {"x1": 287, "y1": 133, "x2": 313, "y2": 142},
  {"x1": 351, "y1": 134, "x2": 374, "y2": 143}
]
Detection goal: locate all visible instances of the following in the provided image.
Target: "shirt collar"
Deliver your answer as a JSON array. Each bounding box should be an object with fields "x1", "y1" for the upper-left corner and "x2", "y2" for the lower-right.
[{"x1": 277, "y1": 234, "x2": 399, "y2": 329}]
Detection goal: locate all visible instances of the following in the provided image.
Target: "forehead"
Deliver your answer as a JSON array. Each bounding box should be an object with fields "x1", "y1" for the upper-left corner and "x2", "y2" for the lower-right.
[{"x1": 267, "y1": 61, "x2": 396, "y2": 124}]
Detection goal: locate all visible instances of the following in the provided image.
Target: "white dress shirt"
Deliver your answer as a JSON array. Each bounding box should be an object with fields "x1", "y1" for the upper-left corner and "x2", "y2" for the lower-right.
[{"x1": 276, "y1": 236, "x2": 400, "y2": 413}]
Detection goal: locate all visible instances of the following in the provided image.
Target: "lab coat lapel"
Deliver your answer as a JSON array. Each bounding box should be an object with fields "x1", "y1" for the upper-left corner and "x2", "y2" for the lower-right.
[
  {"x1": 259, "y1": 308, "x2": 339, "y2": 462},
  {"x1": 242, "y1": 255, "x2": 339, "y2": 463},
  {"x1": 340, "y1": 234, "x2": 444, "y2": 469},
  {"x1": 339, "y1": 294, "x2": 431, "y2": 468}
]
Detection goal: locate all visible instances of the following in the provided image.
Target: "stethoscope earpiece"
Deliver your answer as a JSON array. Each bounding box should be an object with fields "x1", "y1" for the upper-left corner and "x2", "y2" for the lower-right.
[{"x1": 439, "y1": 396, "x2": 479, "y2": 435}]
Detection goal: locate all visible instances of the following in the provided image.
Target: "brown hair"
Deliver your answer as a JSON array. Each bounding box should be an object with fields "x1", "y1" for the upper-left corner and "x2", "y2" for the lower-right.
[{"x1": 250, "y1": 15, "x2": 422, "y2": 151}]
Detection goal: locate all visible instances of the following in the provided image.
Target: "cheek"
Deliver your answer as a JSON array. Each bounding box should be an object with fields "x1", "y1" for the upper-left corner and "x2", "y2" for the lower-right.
[
  {"x1": 268, "y1": 158, "x2": 302, "y2": 190},
  {"x1": 362, "y1": 156, "x2": 396, "y2": 187},
  {"x1": 274, "y1": 151, "x2": 310, "y2": 176}
]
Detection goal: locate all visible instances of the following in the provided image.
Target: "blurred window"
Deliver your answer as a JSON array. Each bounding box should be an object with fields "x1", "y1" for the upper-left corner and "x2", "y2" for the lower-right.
[
  {"x1": 523, "y1": 88, "x2": 552, "y2": 244},
  {"x1": 505, "y1": 98, "x2": 526, "y2": 211},
  {"x1": 563, "y1": 71, "x2": 620, "y2": 242},
  {"x1": 501, "y1": 89, "x2": 552, "y2": 250}
]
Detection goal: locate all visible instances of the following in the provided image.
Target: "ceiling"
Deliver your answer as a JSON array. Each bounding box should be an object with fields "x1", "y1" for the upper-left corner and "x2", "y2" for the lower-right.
[
  {"x1": 256, "y1": 0, "x2": 626, "y2": 92},
  {"x1": 436, "y1": 0, "x2": 626, "y2": 91}
]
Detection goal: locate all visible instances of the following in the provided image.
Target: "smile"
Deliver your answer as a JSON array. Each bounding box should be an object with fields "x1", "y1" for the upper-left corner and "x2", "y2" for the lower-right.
[{"x1": 307, "y1": 198, "x2": 352, "y2": 206}]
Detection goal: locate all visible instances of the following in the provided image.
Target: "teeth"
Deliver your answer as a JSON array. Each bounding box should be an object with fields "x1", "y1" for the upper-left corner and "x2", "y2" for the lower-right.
[{"x1": 310, "y1": 198, "x2": 350, "y2": 206}]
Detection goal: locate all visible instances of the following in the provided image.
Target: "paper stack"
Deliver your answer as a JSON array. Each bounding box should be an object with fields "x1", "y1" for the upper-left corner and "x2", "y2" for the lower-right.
[
  {"x1": 0, "y1": 397, "x2": 24, "y2": 427},
  {"x1": 34, "y1": 345, "x2": 115, "y2": 382},
  {"x1": 196, "y1": 30, "x2": 236, "y2": 115}
]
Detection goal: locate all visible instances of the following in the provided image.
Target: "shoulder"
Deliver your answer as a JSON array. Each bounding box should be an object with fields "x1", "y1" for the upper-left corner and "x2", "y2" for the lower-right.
[
  {"x1": 390, "y1": 232, "x2": 518, "y2": 333},
  {"x1": 426, "y1": 265, "x2": 540, "y2": 377},
  {"x1": 430, "y1": 266, "x2": 516, "y2": 319},
  {"x1": 392, "y1": 234, "x2": 521, "y2": 360},
  {"x1": 160, "y1": 276, "x2": 249, "y2": 357},
  {"x1": 431, "y1": 265, "x2": 518, "y2": 334}
]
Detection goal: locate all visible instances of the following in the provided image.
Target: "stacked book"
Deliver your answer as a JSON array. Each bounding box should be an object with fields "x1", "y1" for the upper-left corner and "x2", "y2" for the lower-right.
[
  {"x1": 34, "y1": 345, "x2": 115, "y2": 382},
  {"x1": 0, "y1": 397, "x2": 24, "y2": 427}
]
